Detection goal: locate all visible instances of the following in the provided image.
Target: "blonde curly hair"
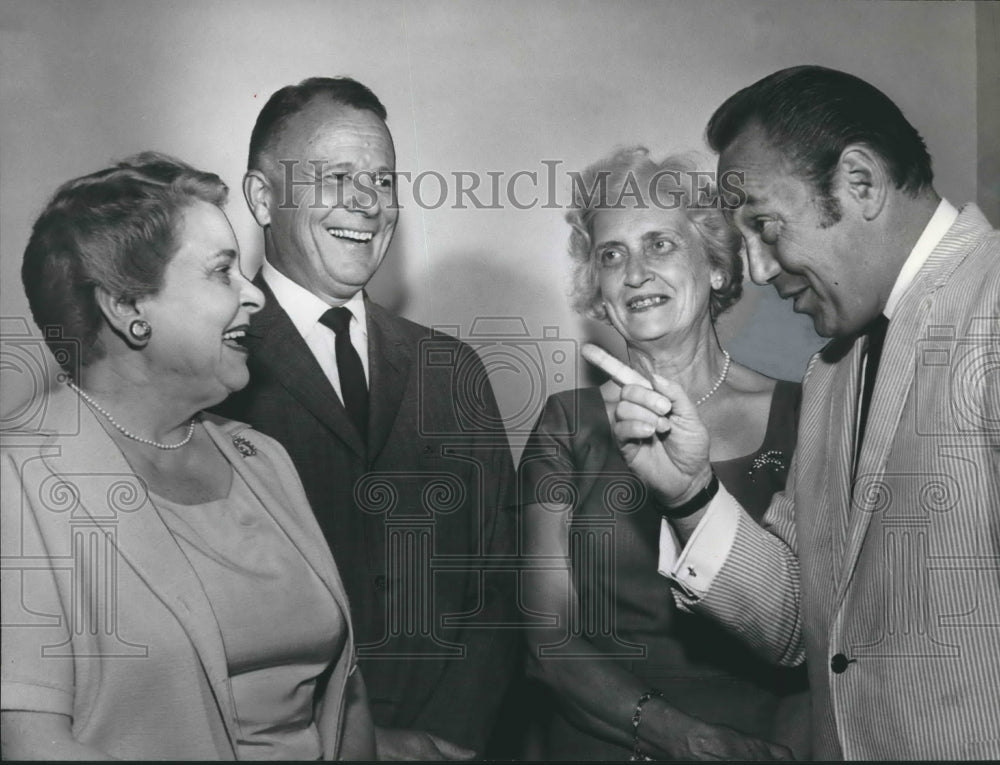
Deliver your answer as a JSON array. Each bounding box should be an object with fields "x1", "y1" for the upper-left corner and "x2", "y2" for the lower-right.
[{"x1": 565, "y1": 146, "x2": 743, "y2": 323}]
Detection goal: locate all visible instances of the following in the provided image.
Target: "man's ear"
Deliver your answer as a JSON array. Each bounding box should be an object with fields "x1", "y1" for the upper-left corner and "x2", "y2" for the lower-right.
[
  {"x1": 244, "y1": 170, "x2": 273, "y2": 227},
  {"x1": 94, "y1": 286, "x2": 141, "y2": 336},
  {"x1": 837, "y1": 144, "x2": 888, "y2": 221}
]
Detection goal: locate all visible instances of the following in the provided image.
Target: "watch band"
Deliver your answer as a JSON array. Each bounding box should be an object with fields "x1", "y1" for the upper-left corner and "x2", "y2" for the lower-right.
[{"x1": 662, "y1": 472, "x2": 719, "y2": 519}]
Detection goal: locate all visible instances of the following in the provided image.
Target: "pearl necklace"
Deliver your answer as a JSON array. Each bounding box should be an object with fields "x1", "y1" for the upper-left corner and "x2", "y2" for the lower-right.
[
  {"x1": 67, "y1": 381, "x2": 196, "y2": 450},
  {"x1": 694, "y1": 350, "x2": 731, "y2": 407}
]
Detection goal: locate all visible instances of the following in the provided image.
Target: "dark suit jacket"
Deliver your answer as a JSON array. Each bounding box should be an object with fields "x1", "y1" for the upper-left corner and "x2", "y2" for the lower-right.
[{"x1": 216, "y1": 278, "x2": 518, "y2": 752}]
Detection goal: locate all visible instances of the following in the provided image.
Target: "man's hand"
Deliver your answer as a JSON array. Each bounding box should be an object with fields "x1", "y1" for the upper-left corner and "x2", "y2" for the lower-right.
[
  {"x1": 374, "y1": 726, "x2": 476, "y2": 761},
  {"x1": 582, "y1": 343, "x2": 712, "y2": 506}
]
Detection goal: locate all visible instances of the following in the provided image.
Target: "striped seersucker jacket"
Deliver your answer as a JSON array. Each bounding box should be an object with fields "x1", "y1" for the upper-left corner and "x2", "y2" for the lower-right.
[{"x1": 682, "y1": 203, "x2": 1000, "y2": 760}]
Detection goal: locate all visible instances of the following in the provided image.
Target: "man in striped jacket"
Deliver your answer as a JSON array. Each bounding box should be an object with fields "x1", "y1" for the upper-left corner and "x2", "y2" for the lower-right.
[{"x1": 608, "y1": 65, "x2": 999, "y2": 759}]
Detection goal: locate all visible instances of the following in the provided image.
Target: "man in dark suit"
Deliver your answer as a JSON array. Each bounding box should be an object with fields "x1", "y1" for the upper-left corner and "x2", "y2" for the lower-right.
[{"x1": 218, "y1": 77, "x2": 517, "y2": 760}]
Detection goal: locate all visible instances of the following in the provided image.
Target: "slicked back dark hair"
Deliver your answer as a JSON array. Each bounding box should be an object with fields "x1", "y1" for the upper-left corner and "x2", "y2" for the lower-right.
[
  {"x1": 706, "y1": 65, "x2": 934, "y2": 203},
  {"x1": 22, "y1": 152, "x2": 228, "y2": 373},
  {"x1": 247, "y1": 77, "x2": 388, "y2": 171}
]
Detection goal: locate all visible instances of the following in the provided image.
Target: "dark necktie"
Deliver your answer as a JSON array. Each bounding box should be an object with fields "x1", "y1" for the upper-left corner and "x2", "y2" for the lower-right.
[
  {"x1": 320, "y1": 307, "x2": 368, "y2": 440},
  {"x1": 856, "y1": 314, "x2": 889, "y2": 456}
]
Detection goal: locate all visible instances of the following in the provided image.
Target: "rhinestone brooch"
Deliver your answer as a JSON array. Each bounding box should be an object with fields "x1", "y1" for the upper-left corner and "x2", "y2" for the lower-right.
[
  {"x1": 232, "y1": 434, "x2": 257, "y2": 458},
  {"x1": 748, "y1": 450, "x2": 786, "y2": 481}
]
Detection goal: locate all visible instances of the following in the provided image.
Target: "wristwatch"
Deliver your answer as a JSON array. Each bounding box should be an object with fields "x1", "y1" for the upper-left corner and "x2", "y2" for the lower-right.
[{"x1": 662, "y1": 472, "x2": 719, "y2": 519}]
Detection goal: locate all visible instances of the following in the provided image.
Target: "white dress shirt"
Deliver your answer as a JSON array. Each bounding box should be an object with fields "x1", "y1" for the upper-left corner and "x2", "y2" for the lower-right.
[
  {"x1": 658, "y1": 199, "x2": 959, "y2": 596},
  {"x1": 261, "y1": 259, "x2": 370, "y2": 404}
]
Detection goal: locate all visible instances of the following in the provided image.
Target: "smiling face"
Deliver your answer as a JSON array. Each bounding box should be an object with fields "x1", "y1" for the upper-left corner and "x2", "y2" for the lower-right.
[
  {"x1": 592, "y1": 203, "x2": 719, "y2": 347},
  {"x1": 138, "y1": 201, "x2": 264, "y2": 405},
  {"x1": 719, "y1": 125, "x2": 882, "y2": 337},
  {"x1": 254, "y1": 99, "x2": 398, "y2": 302}
]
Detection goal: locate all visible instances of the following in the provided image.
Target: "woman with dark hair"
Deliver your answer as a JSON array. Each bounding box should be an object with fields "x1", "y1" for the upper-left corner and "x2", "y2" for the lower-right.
[
  {"x1": 1, "y1": 153, "x2": 373, "y2": 760},
  {"x1": 520, "y1": 147, "x2": 808, "y2": 760}
]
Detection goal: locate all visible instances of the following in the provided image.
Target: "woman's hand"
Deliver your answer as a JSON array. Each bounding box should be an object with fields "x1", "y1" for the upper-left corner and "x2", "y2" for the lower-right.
[
  {"x1": 645, "y1": 704, "x2": 795, "y2": 761},
  {"x1": 583, "y1": 344, "x2": 712, "y2": 507},
  {"x1": 0, "y1": 711, "x2": 112, "y2": 760},
  {"x1": 374, "y1": 727, "x2": 476, "y2": 761},
  {"x1": 668, "y1": 719, "x2": 794, "y2": 760},
  {"x1": 339, "y1": 668, "x2": 377, "y2": 759}
]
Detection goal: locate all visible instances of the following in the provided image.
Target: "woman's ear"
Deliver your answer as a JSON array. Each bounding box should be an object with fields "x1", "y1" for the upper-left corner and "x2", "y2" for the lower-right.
[
  {"x1": 837, "y1": 144, "x2": 889, "y2": 221},
  {"x1": 243, "y1": 170, "x2": 273, "y2": 227},
  {"x1": 94, "y1": 286, "x2": 153, "y2": 347},
  {"x1": 94, "y1": 286, "x2": 139, "y2": 332}
]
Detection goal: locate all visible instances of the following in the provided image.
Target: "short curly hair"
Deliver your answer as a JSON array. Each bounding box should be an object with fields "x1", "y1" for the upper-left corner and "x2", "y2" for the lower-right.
[
  {"x1": 565, "y1": 147, "x2": 742, "y2": 323},
  {"x1": 21, "y1": 151, "x2": 228, "y2": 375}
]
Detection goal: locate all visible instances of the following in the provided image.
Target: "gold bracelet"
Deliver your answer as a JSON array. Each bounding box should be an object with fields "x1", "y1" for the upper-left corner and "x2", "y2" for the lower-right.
[{"x1": 630, "y1": 689, "x2": 663, "y2": 761}]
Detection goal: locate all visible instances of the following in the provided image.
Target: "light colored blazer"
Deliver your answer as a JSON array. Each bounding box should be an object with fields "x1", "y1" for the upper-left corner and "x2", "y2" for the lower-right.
[
  {"x1": 1, "y1": 387, "x2": 371, "y2": 760},
  {"x1": 684, "y1": 204, "x2": 1000, "y2": 759}
]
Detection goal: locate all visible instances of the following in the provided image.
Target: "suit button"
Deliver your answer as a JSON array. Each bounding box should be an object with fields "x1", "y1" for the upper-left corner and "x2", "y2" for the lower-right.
[
  {"x1": 830, "y1": 653, "x2": 850, "y2": 674},
  {"x1": 374, "y1": 575, "x2": 386, "y2": 592}
]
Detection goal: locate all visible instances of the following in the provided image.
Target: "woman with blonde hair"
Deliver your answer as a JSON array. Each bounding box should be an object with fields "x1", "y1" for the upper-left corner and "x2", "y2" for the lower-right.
[{"x1": 520, "y1": 147, "x2": 808, "y2": 760}]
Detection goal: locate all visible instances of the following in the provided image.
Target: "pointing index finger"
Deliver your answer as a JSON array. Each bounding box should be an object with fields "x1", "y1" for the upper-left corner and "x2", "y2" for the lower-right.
[{"x1": 581, "y1": 343, "x2": 652, "y2": 389}]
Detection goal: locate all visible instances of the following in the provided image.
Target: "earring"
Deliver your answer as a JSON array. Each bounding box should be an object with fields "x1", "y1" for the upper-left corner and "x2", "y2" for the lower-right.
[
  {"x1": 128, "y1": 319, "x2": 152, "y2": 343},
  {"x1": 711, "y1": 276, "x2": 724, "y2": 290}
]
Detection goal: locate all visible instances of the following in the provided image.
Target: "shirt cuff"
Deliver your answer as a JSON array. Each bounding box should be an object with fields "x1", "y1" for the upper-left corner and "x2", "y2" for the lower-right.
[{"x1": 657, "y1": 482, "x2": 741, "y2": 598}]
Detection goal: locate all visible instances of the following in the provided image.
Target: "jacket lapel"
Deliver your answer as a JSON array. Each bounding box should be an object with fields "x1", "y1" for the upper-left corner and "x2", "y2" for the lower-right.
[
  {"x1": 835, "y1": 315, "x2": 922, "y2": 604},
  {"x1": 825, "y1": 338, "x2": 865, "y2": 584},
  {"x1": 203, "y1": 417, "x2": 356, "y2": 759},
  {"x1": 365, "y1": 298, "x2": 412, "y2": 463},
  {"x1": 835, "y1": 205, "x2": 987, "y2": 602},
  {"x1": 40, "y1": 392, "x2": 239, "y2": 752},
  {"x1": 203, "y1": 417, "x2": 349, "y2": 606},
  {"x1": 248, "y1": 277, "x2": 365, "y2": 459}
]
